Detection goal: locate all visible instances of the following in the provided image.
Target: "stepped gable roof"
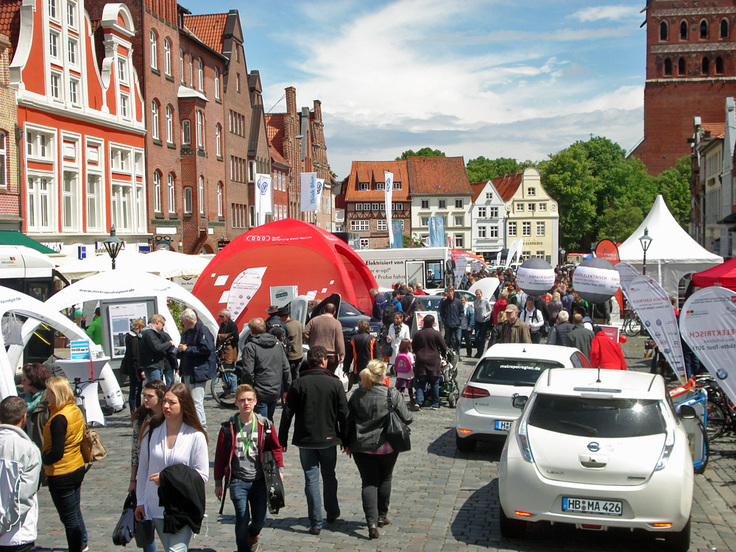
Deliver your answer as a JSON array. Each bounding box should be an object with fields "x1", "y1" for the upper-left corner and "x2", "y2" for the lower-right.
[
  {"x1": 182, "y1": 13, "x2": 227, "y2": 53},
  {"x1": 265, "y1": 113, "x2": 286, "y2": 156},
  {"x1": 406, "y1": 156, "x2": 472, "y2": 196},
  {"x1": 343, "y1": 160, "x2": 409, "y2": 202},
  {"x1": 0, "y1": 2, "x2": 22, "y2": 59},
  {"x1": 492, "y1": 172, "x2": 522, "y2": 202},
  {"x1": 470, "y1": 182, "x2": 487, "y2": 202}
]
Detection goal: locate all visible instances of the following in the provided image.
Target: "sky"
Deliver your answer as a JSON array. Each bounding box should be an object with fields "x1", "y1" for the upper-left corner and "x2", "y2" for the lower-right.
[{"x1": 182, "y1": 0, "x2": 647, "y2": 179}]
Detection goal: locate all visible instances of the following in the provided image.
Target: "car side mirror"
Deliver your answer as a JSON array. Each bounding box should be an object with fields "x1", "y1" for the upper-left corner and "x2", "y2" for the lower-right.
[
  {"x1": 678, "y1": 404, "x2": 697, "y2": 419},
  {"x1": 512, "y1": 396, "x2": 528, "y2": 409}
]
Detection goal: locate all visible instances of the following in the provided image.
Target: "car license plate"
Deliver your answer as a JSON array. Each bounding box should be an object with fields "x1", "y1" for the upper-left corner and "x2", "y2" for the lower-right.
[
  {"x1": 562, "y1": 497, "x2": 623, "y2": 516},
  {"x1": 494, "y1": 420, "x2": 512, "y2": 431}
]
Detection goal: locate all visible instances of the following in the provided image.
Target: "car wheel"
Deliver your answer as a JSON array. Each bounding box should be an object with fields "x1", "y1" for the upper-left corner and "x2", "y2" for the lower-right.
[
  {"x1": 499, "y1": 506, "x2": 527, "y2": 539},
  {"x1": 661, "y1": 518, "x2": 690, "y2": 552},
  {"x1": 455, "y1": 433, "x2": 476, "y2": 452}
]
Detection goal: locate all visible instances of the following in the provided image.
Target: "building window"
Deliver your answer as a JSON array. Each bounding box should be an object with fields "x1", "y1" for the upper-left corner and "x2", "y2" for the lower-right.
[
  {"x1": 0, "y1": 132, "x2": 5, "y2": 188},
  {"x1": 486, "y1": 192, "x2": 493, "y2": 199},
  {"x1": 61, "y1": 171, "x2": 78, "y2": 231},
  {"x1": 184, "y1": 187, "x2": 192, "y2": 214},
  {"x1": 478, "y1": 207, "x2": 486, "y2": 218},
  {"x1": 490, "y1": 207, "x2": 499, "y2": 217},
  {"x1": 48, "y1": 0, "x2": 57, "y2": 20},
  {"x1": 536, "y1": 221, "x2": 545, "y2": 236},
  {"x1": 236, "y1": 73, "x2": 240, "y2": 92},
  {"x1": 478, "y1": 225, "x2": 486, "y2": 238},
  {"x1": 528, "y1": 203, "x2": 535, "y2": 211},
  {"x1": 538, "y1": 203, "x2": 546, "y2": 212},
  {"x1": 118, "y1": 58, "x2": 127, "y2": 83},
  {"x1": 516, "y1": 203, "x2": 524, "y2": 212},
  {"x1": 189, "y1": 57, "x2": 193, "y2": 87},
  {"x1": 377, "y1": 220, "x2": 387, "y2": 231},
  {"x1": 350, "y1": 220, "x2": 369, "y2": 231},
  {"x1": 164, "y1": 39, "x2": 172, "y2": 76},
  {"x1": 217, "y1": 182, "x2": 223, "y2": 217},
  {"x1": 198, "y1": 176, "x2": 204, "y2": 215},
  {"x1": 490, "y1": 225, "x2": 498, "y2": 238},
  {"x1": 527, "y1": 186, "x2": 536, "y2": 196},
  {"x1": 215, "y1": 124, "x2": 222, "y2": 157},
  {"x1": 421, "y1": 199, "x2": 429, "y2": 209},
  {"x1": 68, "y1": 39, "x2": 77, "y2": 65},
  {"x1": 153, "y1": 171, "x2": 161, "y2": 212},
  {"x1": 214, "y1": 69, "x2": 220, "y2": 100},
  {"x1": 168, "y1": 173, "x2": 175, "y2": 213},
  {"x1": 49, "y1": 31, "x2": 59, "y2": 59},
  {"x1": 394, "y1": 180, "x2": 402, "y2": 190},
  {"x1": 27, "y1": 176, "x2": 53, "y2": 231},
  {"x1": 421, "y1": 216, "x2": 429, "y2": 227},
  {"x1": 166, "y1": 106, "x2": 174, "y2": 144},
  {"x1": 182, "y1": 120, "x2": 191, "y2": 145},
  {"x1": 455, "y1": 199, "x2": 463, "y2": 208},
  {"x1": 716, "y1": 56, "x2": 724, "y2": 74},
  {"x1": 454, "y1": 215, "x2": 464, "y2": 226},
  {"x1": 151, "y1": 101, "x2": 160, "y2": 140},
  {"x1": 150, "y1": 30, "x2": 158, "y2": 69},
  {"x1": 454, "y1": 235, "x2": 464, "y2": 248},
  {"x1": 702, "y1": 56, "x2": 710, "y2": 74},
  {"x1": 358, "y1": 181, "x2": 369, "y2": 191},
  {"x1": 197, "y1": 58, "x2": 204, "y2": 91},
  {"x1": 26, "y1": 130, "x2": 52, "y2": 160},
  {"x1": 359, "y1": 238, "x2": 370, "y2": 249},
  {"x1": 86, "y1": 174, "x2": 100, "y2": 230},
  {"x1": 700, "y1": 19, "x2": 709, "y2": 39},
  {"x1": 660, "y1": 20, "x2": 668, "y2": 40},
  {"x1": 721, "y1": 19, "x2": 729, "y2": 39},
  {"x1": 120, "y1": 94, "x2": 129, "y2": 118},
  {"x1": 66, "y1": 1, "x2": 76, "y2": 27},
  {"x1": 179, "y1": 49, "x2": 184, "y2": 82},
  {"x1": 678, "y1": 57, "x2": 686, "y2": 75},
  {"x1": 69, "y1": 79, "x2": 79, "y2": 105},
  {"x1": 664, "y1": 58, "x2": 672, "y2": 75},
  {"x1": 508, "y1": 222, "x2": 517, "y2": 236},
  {"x1": 522, "y1": 221, "x2": 531, "y2": 236},
  {"x1": 112, "y1": 147, "x2": 130, "y2": 172},
  {"x1": 196, "y1": 111, "x2": 204, "y2": 149},
  {"x1": 438, "y1": 199, "x2": 447, "y2": 209},
  {"x1": 680, "y1": 20, "x2": 688, "y2": 40},
  {"x1": 50, "y1": 73, "x2": 61, "y2": 99}
]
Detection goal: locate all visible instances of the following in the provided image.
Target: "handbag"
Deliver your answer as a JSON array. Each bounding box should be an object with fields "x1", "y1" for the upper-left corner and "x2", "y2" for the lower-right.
[
  {"x1": 1, "y1": 312, "x2": 23, "y2": 346},
  {"x1": 384, "y1": 389, "x2": 411, "y2": 452},
  {"x1": 262, "y1": 449, "x2": 285, "y2": 514},
  {"x1": 80, "y1": 425, "x2": 107, "y2": 464},
  {"x1": 112, "y1": 492, "x2": 136, "y2": 546},
  {"x1": 134, "y1": 519, "x2": 154, "y2": 548}
]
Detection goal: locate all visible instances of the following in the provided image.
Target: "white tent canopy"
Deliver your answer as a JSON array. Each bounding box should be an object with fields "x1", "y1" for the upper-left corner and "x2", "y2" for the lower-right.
[
  {"x1": 56, "y1": 249, "x2": 210, "y2": 280},
  {"x1": 618, "y1": 195, "x2": 722, "y2": 298}
]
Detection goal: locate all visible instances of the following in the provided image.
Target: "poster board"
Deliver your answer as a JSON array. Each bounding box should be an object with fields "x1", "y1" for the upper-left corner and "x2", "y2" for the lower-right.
[{"x1": 101, "y1": 298, "x2": 156, "y2": 360}]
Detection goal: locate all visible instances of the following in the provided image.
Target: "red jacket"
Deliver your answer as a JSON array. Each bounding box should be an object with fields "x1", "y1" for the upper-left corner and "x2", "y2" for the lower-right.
[
  {"x1": 590, "y1": 331, "x2": 627, "y2": 370},
  {"x1": 214, "y1": 413, "x2": 283, "y2": 488},
  {"x1": 492, "y1": 299, "x2": 507, "y2": 325}
]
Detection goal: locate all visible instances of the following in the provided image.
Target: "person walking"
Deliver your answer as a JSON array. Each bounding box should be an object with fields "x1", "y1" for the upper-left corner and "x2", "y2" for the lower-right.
[
  {"x1": 0, "y1": 396, "x2": 42, "y2": 552},
  {"x1": 473, "y1": 289, "x2": 492, "y2": 357},
  {"x1": 501, "y1": 304, "x2": 532, "y2": 344},
  {"x1": 459, "y1": 296, "x2": 475, "y2": 358},
  {"x1": 411, "y1": 315, "x2": 448, "y2": 411},
  {"x1": 122, "y1": 318, "x2": 145, "y2": 411},
  {"x1": 140, "y1": 314, "x2": 177, "y2": 386},
  {"x1": 344, "y1": 319, "x2": 380, "y2": 390},
  {"x1": 566, "y1": 313, "x2": 595, "y2": 361},
  {"x1": 438, "y1": 287, "x2": 463, "y2": 355},
  {"x1": 548, "y1": 310, "x2": 574, "y2": 346},
  {"x1": 278, "y1": 346, "x2": 348, "y2": 535},
  {"x1": 590, "y1": 326, "x2": 627, "y2": 370},
  {"x1": 241, "y1": 318, "x2": 292, "y2": 421},
  {"x1": 279, "y1": 304, "x2": 304, "y2": 382},
  {"x1": 346, "y1": 360, "x2": 413, "y2": 540},
  {"x1": 177, "y1": 308, "x2": 217, "y2": 430},
  {"x1": 214, "y1": 384, "x2": 284, "y2": 552},
  {"x1": 521, "y1": 297, "x2": 545, "y2": 344},
  {"x1": 20, "y1": 362, "x2": 52, "y2": 452},
  {"x1": 217, "y1": 309, "x2": 240, "y2": 398},
  {"x1": 303, "y1": 303, "x2": 345, "y2": 374},
  {"x1": 42, "y1": 377, "x2": 88, "y2": 552},
  {"x1": 134, "y1": 384, "x2": 209, "y2": 552}
]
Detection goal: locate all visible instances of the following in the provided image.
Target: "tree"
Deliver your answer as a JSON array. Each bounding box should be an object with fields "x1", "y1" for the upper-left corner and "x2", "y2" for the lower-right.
[
  {"x1": 654, "y1": 156, "x2": 691, "y2": 227},
  {"x1": 396, "y1": 147, "x2": 446, "y2": 160},
  {"x1": 465, "y1": 156, "x2": 534, "y2": 183}
]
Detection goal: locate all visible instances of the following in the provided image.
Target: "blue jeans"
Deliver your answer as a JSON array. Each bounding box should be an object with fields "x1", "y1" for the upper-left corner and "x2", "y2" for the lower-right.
[
  {"x1": 144, "y1": 367, "x2": 173, "y2": 386},
  {"x1": 49, "y1": 484, "x2": 86, "y2": 552},
  {"x1": 415, "y1": 374, "x2": 440, "y2": 408},
  {"x1": 254, "y1": 400, "x2": 276, "y2": 421},
  {"x1": 475, "y1": 320, "x2": 489, "y2": 356},
  {"x1": 445, "y1": 326, "x2": 461, "y2": 355},
  {"x1": 224, "y1": 363, "x2": 238, "y2": 394},
  {"x1": 299, "y1": 447, "x2": 340, "y2": 529},
  {"x1": 229, "y1": 478, "x2": 267, "y2": 552},
  {"x1": 128, "y1": 376, "x2": 143, "y2": 411}
]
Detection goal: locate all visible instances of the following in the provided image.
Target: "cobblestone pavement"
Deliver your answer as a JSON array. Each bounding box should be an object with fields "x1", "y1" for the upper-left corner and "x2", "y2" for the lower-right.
[{"x1": 33, "y1": 335, "x2": 736, "y2": 552}]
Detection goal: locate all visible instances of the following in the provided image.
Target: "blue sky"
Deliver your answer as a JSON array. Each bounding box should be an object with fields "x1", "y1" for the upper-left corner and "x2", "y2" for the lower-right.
[{"x1": 183, "y1": 0, "x2": 647, "y2": 179}]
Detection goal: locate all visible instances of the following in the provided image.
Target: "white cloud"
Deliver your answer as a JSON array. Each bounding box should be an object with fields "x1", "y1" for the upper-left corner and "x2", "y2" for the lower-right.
[{"x1": 572, "y1": 5, "x2": 640, "y2": 23}]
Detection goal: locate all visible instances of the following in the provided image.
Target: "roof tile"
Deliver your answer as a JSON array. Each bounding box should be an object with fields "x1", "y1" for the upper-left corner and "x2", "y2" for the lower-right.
[
  {"x1": 406, "y1": 156, "x2": 472, "y2": 196},
  {"x1": 182, "y1": 13, "x2": 228, "y2": 54},
  {"x1": 0, "y1": 2, "x2": 22, "y2": 60},
  {"x1": 343, "y1": 160, "x2": 411, "y2": 202},
  {"x1": 492, "y1": 172, "x2": 523, "y2": 202}
]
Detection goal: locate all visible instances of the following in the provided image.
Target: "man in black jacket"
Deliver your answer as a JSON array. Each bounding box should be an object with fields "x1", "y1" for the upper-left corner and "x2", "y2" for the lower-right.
[
  {"x1": 278, "y1": 346, "x2": 348, "y2": 535},
  {"x1": 140, "y1": 314, "x2": 176, "y2": 385}
]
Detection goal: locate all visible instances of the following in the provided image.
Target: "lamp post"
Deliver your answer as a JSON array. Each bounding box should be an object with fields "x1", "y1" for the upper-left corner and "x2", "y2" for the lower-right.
[
  {"x1": 103, "y1": 226, "x2": 124, "y2": 270},
  {"x1": 639, "y1": 227, "x2": 653, "y2": 276}
]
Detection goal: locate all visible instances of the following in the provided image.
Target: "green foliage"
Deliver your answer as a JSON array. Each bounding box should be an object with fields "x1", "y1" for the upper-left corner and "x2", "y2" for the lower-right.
[
  {"x1": 396, "y1": 147, "x2": 446, "y2": 160},
  {"x1": 465, "y1": 156, "x2": 534, "y2": 183},
  {"x1": 654, "y1": 156, "x2": 691, "y2": 227}
]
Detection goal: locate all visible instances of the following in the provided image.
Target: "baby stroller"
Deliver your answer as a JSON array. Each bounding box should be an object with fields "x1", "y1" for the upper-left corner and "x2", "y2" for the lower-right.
[{"x1": 439, "y1": 349, "x2": 460, "y2": 407}]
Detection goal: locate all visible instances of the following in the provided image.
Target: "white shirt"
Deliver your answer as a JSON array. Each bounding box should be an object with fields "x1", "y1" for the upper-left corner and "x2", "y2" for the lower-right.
[
  {"x1": 136, "y1": 420, "x2": 209, "y2": 520},
  {"x1": 387, "y1": 322, "x2": 410, "y2": 363}
]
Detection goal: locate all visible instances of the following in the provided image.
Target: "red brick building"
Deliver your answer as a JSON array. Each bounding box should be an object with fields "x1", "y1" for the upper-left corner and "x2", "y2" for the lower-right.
[
  {"x1": 631, "y1": 0, "x2": 736, "y2": 175},
  {"x1": 0, "y1": 30, "x2": 20, "y2": 231}
]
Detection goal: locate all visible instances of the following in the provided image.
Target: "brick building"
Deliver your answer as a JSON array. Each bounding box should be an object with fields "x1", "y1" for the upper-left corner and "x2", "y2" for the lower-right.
[
  {"x1": 631, "y1": 0, "x2": 736, "y2": 175},
  {"x1": 0, "y1": 30, "x2": 20, "y2": 231}
]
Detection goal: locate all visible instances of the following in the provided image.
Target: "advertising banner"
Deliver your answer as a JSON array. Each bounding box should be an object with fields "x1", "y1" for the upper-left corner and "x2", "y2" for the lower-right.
[
  {"x1": 516, "y1": 258, "x2": 555, "y2": 296},
  {"x1": 615, "y1": 261, "x2": 639, "y2": 300},
  {"x1": 107, "y1": 301, "x2": 149, "y2": 358},
  {"x1": 573, "y1": 259, "x2": 620, "y2": 304},
  {"x1": 595, "y1": 239, "x2": 620, "y2": 264},
  {"x1": 628, "y1": 275, "x2": 686, "y2": 382},
  {"x1": 428, "y1": 216, "x2": 445, "y2": 248},
  {"x1": 385, "y1": 171, "x2": 394, "y2": 246},
  {"x1": 254, "y1": 173, "x2": 273, "y2": 226},
  {"x1": 300, "y1": 172, "x2": 319, "y2": 212},
  {"x1": 391, "y1": 220, "x2": 403, "y2": 248},
  {"x1": 227, "y1": 267, "x2": 267, "y2": 320},
  {"x1": 680, "y1": 286, "x2": 736, "y2": 403},
  {"x1": 505, "y1": 240, "x2": 519, "y2": 269}
]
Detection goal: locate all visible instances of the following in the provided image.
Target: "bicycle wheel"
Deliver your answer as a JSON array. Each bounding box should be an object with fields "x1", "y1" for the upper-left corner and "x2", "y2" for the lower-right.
[
  {"x1": 210, "y1": 368, "x2": 237, "y2": 407},
  {"x1": 706, "y1": 399, "x2": 728, "y2": 441},
  {"x1": 623, "y1": 315, "x2": 642, "y2": 337}
]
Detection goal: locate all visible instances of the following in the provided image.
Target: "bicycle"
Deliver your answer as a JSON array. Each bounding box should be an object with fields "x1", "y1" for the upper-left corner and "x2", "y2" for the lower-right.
[
  {"x1": 210, "y1": 344, "x2": 238, "y2": 408},
  {"x1": 692, "y1": 375, "x2": 735, "y2": 441},
  {"x1": 621, "y1": 309, "x2": 644, "y2": 337}
]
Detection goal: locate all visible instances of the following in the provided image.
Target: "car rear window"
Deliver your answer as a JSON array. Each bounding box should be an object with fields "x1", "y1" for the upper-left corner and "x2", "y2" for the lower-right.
[
  {"x1": 471, "y1": 358, "x2": 564, "y2": 386},
  {"x1": 528, "y1": 395, "x2": 667, "y2": 438}
]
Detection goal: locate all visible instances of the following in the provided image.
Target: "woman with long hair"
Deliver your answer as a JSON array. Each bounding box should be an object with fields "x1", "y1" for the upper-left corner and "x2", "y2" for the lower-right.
[
  {"x1": 346, "y1": 360, "x2": 413, "y2": 539},
  {"x1": 134, "y1": 383, "x2": 209, "y2": 552},
  {"x1": 128, "y1": 380, "x2": 167, "y2": 552},
  {"x1": 42, "y1": 377, "x2": 88, "y2": 552},
  {"x1": 21, "y1": 362, "x2": 52, "y2": 449}
]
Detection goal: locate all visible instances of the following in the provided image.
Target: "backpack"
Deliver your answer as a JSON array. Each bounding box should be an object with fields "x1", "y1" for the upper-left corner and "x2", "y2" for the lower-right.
[
  {"x1": 266, "y1": 319, "x2": 292, "y2": 355},
  {"x1": 381, "y1": 302, "x2": 397, "y2": 327},
  {"x1": 394, "y1": 353, "x2": 413, "y2": 374}
]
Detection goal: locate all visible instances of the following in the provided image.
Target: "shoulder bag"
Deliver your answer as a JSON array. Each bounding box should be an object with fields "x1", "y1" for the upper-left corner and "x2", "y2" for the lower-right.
[
  {"x1": 81, "y1": 424, "x2": 107, "y2": 464},
  {"x1": 112, "y1": 492, "x2": 136, "y2": 546},
  {"x1": 384, "y1": 388, "x2": 411, "y2": 452}
]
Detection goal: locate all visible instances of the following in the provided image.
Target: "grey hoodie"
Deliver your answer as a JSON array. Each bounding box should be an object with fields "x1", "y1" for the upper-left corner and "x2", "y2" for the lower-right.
[{"x1": 241, "y1": 332, "x2": 292, "y2": 404}]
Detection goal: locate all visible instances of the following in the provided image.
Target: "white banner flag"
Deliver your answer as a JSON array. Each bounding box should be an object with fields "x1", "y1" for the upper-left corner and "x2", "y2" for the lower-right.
[
  {"x1": 514, "y1": 239, "x2": 524, "y2": 265},
  {"x1": 505, "y1": 240, "x2": 519, "y2": 268},
  {"x1": 315, "y1": 178, "x2": 324, "y2": 212},
  {"x1": 254, "y1": 173, "x2": 273, "y2": 226},
  {"x1": 300, "y1": 172, "x2": 319, "y2": 212},
  {"x1": 385, "y1": 172, "x2": 394, "y2": 246},
  {"x1": 615, "y1": 261, "x2": 640, "y2": 301},
  {"x1": 680, "y1": 286, "x2": 736, "y2": 403},
  {"x1": 628, "y1": 275, "x2": 687, "y2": 383}
]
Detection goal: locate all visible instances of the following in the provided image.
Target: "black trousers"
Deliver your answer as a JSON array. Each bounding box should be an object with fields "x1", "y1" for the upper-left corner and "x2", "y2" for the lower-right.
[{"x1": 352, "y1": 450, "x2": 399, "y2": 527}]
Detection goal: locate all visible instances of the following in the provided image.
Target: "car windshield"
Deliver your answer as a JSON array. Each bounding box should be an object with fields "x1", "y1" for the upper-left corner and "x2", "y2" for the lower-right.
[
  {"x1": 417, "y1": 296, "x2": 442, "y2": 310},
  {"x1": 471, "y1": 358, "x2": 564, "y2": 386},
  {"x1": 339, "y1": 301, "x2": 362, "y2": 317},
  {"x1": 528, "y1": 395, "x2": 667, "y2": 438}
]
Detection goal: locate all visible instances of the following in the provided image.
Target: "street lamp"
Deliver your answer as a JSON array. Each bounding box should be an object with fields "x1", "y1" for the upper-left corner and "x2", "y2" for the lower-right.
[
  {"x1": 639, "y1": 227, "x2": 653, "y2": 275},
  {"x1": 103, "y1": 226, "x2": 124, "y2": 270}
]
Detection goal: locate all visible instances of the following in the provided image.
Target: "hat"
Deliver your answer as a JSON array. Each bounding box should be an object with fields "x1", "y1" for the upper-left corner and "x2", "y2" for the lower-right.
[
  {"x1": 277, "y1": 304, "x2": 290, "y2": 316},
  {"x1": 505, "y1": 304, "x2": 518, "y2": 313},
  {"x1": 266, "y1": 305, "x2": 280, "y2": 315}
]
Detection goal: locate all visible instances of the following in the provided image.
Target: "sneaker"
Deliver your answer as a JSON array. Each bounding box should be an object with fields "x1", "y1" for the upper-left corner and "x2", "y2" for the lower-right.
[
  {"x1": 82, "y1": 547, "x2": 89, "y2": 552},
  {"x1": 430, "y1": 405, "x2": 439, "y2": 411},
  {"x1": 249, "y1": 536, "x2": 260, "y2": 552},
  {"x1": 412, "y1": 404, "x2": 422, "y2": 412},
  {"x1": 377, "y1": 516, "x2": 391, "y2": 527}
]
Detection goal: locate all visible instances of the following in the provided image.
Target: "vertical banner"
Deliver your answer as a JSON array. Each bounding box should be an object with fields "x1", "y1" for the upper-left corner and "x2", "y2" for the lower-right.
[
  {"x1": 255, "y1": 174, "x2": 273, "y2": 226},
  {"x1": 300, "y1": 172, "x2": 319, "y2": 212},
  {"x1": 391, "y1": 220, "x2": 403, "y2": 248},
  {"x1": 615, "y1": 261, "x2": 640, "y2": 302},
  {"x1": 514, "y1": 238, "x2": 524, "y2": 265},
  {"x1": 628, "y1": 275, "x2": 687, "y2": 382},
  {"x1": 428, "y1": 216, "x2": 445, "y2": 247},
  {"x1": 495, "y1": 251, "x2": 502, "y2": 266},
  {"x1": 505, "y1": 240, "x2": 519, "y2": 268},
  {"x1": 680, "y1": 286, "x2": 736, "y2": 403},
  {"x1": 315, "y1": 178, "x2": 325, "y2": 213},
  {"x1": 384, "y1": 171, "x2": 394, "y2": 246}
]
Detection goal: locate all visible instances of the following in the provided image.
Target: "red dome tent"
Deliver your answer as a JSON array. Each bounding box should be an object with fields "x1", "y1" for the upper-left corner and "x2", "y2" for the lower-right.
[
  {"x1": 193, "y1": 219, "x2": 378, "y2": 327},
  {"x1": 691, "y1": 258, "x2": 732, "y2": 289}
]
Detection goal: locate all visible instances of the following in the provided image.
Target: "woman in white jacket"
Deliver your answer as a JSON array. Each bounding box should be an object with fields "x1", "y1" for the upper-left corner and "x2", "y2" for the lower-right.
[
  {"x1": 134, "y1": 383, "x2": 209, "y2": 552},
  {"x1": 386, "y1": 312, "x2": 410, "y2": 366}
]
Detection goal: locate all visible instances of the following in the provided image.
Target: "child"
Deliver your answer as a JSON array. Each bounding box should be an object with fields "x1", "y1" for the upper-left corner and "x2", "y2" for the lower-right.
[
  {"x1": 387, "y1": 311, "x2": 410, "y2": 366},
  {"x1": 394, "y1": 339, "x2": 415, "y2": 403}
]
